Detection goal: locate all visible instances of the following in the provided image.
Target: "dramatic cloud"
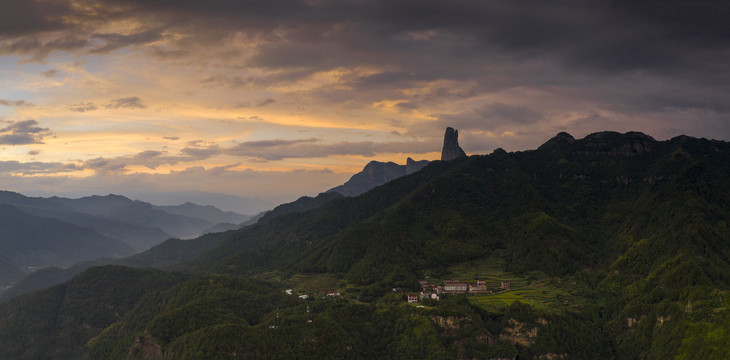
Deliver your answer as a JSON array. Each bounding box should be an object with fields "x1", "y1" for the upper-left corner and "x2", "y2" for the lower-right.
[
  {"x1": 0, "y1": 0, "x2": 727, "y2": 208},
  {"x1": 436, "y1": 103, "x2": 545, "y2": 132},
  {"x1": 0, "y1": 120, "x2": 51, "y2": 145},
  {"x1": 90, "y1": 28, "x2": 165, "y2": 54},
  {"x1": 0, "y1": 0, "x2": 73, "y2": 37}
]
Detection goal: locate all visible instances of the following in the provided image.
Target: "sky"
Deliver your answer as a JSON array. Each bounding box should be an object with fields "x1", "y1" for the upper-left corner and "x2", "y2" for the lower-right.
[{"x1": 1, "y1": 0, "x2": 728, "y2": 212}]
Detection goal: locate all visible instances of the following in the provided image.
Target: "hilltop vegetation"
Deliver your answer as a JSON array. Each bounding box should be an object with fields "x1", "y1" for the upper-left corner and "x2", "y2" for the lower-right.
[{"x1": 0, "y1": 131, "x2": 729, "y2": 359}]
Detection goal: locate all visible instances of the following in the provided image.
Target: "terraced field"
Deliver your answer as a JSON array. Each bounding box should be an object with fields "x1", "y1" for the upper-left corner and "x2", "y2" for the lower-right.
[
  {"x1": 444, "y1": 258, "x2": 576, "y2": 312},
  {"x1": 288, "y1": 273, "x2": 342, "y2": 294}
]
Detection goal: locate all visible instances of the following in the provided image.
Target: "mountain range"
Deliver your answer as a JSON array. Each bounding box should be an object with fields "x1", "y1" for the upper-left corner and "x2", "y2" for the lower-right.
[
  {"x1": 0, "y1": 192, "x2": 251, "y2": 289},
  {"x1": 0, "y1": 130, "x2": 728, "y2": 359},
  {"x1": 0, "y1": 152, "x2": 430, "y2": 298}
]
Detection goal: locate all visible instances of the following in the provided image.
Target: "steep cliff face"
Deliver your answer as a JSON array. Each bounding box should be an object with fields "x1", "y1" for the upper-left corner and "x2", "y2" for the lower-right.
[{"x1": 441, "y1": 127, "x2": 467, "y2": 161}]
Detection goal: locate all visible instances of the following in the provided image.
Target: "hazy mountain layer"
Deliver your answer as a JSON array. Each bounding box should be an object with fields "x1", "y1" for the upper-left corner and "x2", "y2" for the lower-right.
[
  {"x1": 153, "y1": 202, "x2": 250, "y2": 225},
  {"x1": 50, "y1": 194, "x2": 213, "y2": 239},
  {"x1": 0, "y1": 204, "x2": 134, "y2": 269},
  {"x1": 0, "y1": 191, "x2": 172, "y2": 252}
]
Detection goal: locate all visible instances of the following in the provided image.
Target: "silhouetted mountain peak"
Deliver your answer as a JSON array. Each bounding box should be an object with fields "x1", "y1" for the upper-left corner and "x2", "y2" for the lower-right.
[{"x1": 441, "y1": 127, "x2": 467, "y2": 161}]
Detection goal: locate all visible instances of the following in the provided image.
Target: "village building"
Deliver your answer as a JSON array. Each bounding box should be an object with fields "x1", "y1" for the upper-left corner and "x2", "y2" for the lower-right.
[
  {"x1": 501, "y1": 281, "x2": 511, "y2": 290},
  {"x1": 443, "y1": 279, "x2": 468, "y2": 293},
  {"x1": 407, "y1": 294, "x2": 419, "y2": 303},
  {"x1": 469, "y1": 280, "x2": 487, "y2": 293},
  {"x1": 418, "y1": 280, "x2": 432, "y2": 291},
  {"x1": 325, "y1": 291, "x2": 340, "y2": 297}
]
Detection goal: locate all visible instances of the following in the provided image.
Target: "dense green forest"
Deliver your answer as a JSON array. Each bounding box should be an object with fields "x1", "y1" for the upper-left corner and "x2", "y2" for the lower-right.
[{"x1": 0, "y1": 131, "x2": 729, "y2": 359}]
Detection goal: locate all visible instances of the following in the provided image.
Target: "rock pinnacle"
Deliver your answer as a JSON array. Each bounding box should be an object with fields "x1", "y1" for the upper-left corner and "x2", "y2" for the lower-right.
[{"x1": 441, "y1": 127, "x2": 467, "y2": 161}]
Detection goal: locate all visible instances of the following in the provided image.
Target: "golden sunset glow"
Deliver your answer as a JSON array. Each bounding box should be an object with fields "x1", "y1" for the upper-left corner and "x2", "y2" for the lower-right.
[{"x1": 1, "y1": 0, "x2": 728, "y2": 211}]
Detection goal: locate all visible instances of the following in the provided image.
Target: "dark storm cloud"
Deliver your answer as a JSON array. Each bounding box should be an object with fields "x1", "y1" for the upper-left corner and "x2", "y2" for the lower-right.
[
  {"x1": 0, "y1": 120, "x2": 51, "y2": 145},
  {"x1": 8, "y1": 1, "x2": 728, "y2": 78},
  {"x1": 7, "y1": 1, "x2": 729, "y2": 70},
  {"x1": 4, "y1": 0, "x2": 729, "y2": 138},
  {"x1": 0, "y1": 0, "x2": 74, "y2": 36},
  {"x1": 0, "y1": 36, "x2": 89, "y2": 60},
  {"x1": 436, "y1": 103, "x2": 545, "y2": 132}
]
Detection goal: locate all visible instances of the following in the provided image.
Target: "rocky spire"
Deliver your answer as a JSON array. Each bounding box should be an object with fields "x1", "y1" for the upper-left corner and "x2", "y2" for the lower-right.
[{"x1": 441, "y1": 127, "x2": 467, "y2": 161}]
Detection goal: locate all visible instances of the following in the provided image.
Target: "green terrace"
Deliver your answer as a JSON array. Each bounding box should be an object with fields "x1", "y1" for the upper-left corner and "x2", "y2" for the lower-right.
[{"x1": 441, "y1": 257, "x2": 583, "y2": 313}]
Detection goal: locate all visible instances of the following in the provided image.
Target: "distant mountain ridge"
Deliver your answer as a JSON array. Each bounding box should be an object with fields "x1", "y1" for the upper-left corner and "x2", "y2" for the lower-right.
[
  {"x1": 0, "y1": 191, "x2": 174, "y2": 252},
  {"x1": 0, "y1": 192, "x2": 248, "y2": 288},
  {"x1": 49, "y1": 195, "x2": 212, "y2": 239},
  {"x1": 0, "y1": 203, "x2": 134, "y2": 268},
  {"x1": 153, "y1": 202, "x2": 250, "y2": 225},
  {"x1": 327, "y1": 157, "x2": 429, "y2": 197}
]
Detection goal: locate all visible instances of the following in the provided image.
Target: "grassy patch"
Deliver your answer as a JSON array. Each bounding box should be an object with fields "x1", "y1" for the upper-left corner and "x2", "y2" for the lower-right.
[{"x1": 287, "y1": 273, "x2": 342, "y2": 295}]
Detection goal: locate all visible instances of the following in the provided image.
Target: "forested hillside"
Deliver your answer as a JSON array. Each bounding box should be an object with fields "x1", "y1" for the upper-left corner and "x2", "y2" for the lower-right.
[{"x1": 1, "y1": 131, "x2": 729, "y2": 359}]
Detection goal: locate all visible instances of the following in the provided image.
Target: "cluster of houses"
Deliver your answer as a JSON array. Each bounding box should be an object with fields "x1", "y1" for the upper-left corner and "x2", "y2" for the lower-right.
[{"x1": 405, "y1": 279, "x2": 511, "y2": 303}]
